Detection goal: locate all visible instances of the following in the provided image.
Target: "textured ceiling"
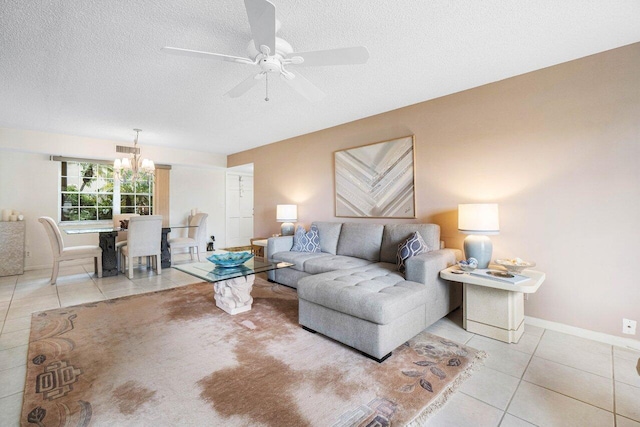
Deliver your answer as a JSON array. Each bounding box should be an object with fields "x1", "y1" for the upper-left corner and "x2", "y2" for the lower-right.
[{"x1": 1, "y1": 0, "x2": 640, "y2": 156}]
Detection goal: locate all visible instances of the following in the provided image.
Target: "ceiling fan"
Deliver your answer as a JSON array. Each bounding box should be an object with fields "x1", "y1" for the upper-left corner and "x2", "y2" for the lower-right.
[{"x1": 162, "y1": 0, "x2": 369, "y2": 102}]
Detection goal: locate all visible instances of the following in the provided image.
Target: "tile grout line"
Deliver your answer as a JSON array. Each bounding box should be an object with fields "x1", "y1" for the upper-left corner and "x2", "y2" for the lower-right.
[
  {"x1": 498, "y1": 328, "x2": 547, "y2": 425},
  {"x1": 453, "y1": 390, "x2": 509, "y2": 423},
  {"x1": 518, "y1": 378, "x2": 615, "y2": 415},
  {"x1": 0, "y1": 279, "x2": 18, "y2": 335},
  {"x1": 472, "y1": 333, "x2": 540, "y2": 357},
  {"x1": 508, "y1": 329, "x2": 617, "y2": 419},
  {"x1": 90, "y1": 271, "x2": 110, "y2": 301},
  {"x1": 528, "y1": 353, "x2": 614, "y2": 382}
]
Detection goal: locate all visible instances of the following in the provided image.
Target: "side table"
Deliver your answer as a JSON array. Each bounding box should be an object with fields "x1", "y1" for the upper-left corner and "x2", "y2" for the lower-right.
[
  {"x1": 251, "y1": 239, "x2": 268, "y2": 259},
  {"x1": 440, "y1": 266, "x2": 545, "y2": 343}
]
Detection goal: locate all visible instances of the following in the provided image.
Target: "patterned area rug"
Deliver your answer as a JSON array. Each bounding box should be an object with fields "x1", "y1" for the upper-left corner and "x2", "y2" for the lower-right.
[{"x1": 21, "y1": 278, "x2": 484, "y2": 426}]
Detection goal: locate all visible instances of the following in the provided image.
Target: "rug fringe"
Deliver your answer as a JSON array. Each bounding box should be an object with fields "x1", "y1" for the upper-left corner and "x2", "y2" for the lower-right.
[{"x1": 405, "y1": 350, "x2": 487, "y2": 426}]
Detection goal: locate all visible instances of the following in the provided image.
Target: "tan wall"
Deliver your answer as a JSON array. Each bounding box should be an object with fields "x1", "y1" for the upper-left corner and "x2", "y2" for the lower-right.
[{"x1": 229, "y1": 43, "x2": 640, "y2": 340}]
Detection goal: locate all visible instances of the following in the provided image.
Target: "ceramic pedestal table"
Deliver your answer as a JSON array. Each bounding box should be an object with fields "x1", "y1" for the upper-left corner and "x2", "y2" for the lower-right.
[
  {"x1": 440, "y1": 266, "x2": 545, "y2": 343},
  {"x1": 173, "y1": 256, "x2": 293, "y2": 315},
  {"x1": 213, "y1": 274, "x2": 255, "y2": 314}
]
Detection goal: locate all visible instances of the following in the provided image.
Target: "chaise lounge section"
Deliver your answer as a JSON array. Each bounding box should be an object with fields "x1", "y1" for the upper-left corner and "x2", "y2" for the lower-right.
[{"x1": 268, "y1": 222, "x2": 462, "y2": 361}]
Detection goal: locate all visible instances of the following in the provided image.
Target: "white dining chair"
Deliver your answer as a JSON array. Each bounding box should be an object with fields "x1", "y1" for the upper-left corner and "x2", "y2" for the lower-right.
[
  {"x1": 120, "y1": 215, "x2": 163, "y2": 279},
  {"x1": 168, "y1": 213, "x2": 208, "y2": 264},
  {"x1": 38, "y1": 216, "x2": 103, "y2": 285},
  {"x1": 113, "y1": 213, "x2": 139, "y2": 269}
]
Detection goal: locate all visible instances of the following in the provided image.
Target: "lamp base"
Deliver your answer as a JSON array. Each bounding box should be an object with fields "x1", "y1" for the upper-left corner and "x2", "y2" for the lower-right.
[
  {"x1": 280, "y1": 222, "x2": 295, "y2": 236},
  {"x1": 463, "y1": 235, "x2": 493, "y2": 269}
]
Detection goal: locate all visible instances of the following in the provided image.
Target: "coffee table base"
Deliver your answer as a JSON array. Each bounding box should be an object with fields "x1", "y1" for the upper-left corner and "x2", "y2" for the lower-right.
[{"x1": 214, "y1": 274, "x2": 255, "y2": 315}]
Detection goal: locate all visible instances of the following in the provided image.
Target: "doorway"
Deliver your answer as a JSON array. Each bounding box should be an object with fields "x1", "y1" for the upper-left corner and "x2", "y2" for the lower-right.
[{"x1": 226, "y1": 165, "x2": 254, "y2": 248}]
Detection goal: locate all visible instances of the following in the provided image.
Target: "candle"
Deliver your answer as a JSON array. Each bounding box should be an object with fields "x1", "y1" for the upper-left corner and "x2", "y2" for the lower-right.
[
  {"x1": 9, "y1": 214, "x2": 17, "y2": 221},
  {"x1": 1, "y1": 209, "x2": 9, "y2": 221}
]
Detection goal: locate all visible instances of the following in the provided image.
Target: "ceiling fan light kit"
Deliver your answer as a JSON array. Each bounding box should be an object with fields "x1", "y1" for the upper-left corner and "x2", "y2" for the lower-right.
[{"x1": 162, "y1": 0, "x2": 369, "y2": 102}]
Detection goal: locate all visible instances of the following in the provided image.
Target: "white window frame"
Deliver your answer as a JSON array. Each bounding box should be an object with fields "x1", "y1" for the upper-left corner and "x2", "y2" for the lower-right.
[{"x1": 57, "y1": 160, "x2": 153, "y2": 224}]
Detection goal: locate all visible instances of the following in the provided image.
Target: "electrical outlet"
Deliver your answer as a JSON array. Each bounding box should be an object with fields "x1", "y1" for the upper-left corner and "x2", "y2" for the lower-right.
[
  {"x1": 25, "y1": 250, "x2": 31, "y2": 258},
  {"x1": 623, "y1": 318, "x2": 637, "y2": 335}
]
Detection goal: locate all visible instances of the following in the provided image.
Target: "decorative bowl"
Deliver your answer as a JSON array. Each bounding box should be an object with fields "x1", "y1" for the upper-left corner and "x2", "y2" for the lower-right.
[
  {"x1": 207, "y1": 252, "x2": 254, "y2": 268},
  {"x1": 495, "y1": 258, "x2": 535, "y2": 274},
  {"x1": 457, "y1": 257, "x2": 478, "y2": 272}
]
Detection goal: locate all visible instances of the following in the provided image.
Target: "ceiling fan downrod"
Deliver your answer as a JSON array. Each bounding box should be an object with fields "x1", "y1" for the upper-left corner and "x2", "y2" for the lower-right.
[{"x1": 265, "y1": 73, "x2": 269, "y2": 101}]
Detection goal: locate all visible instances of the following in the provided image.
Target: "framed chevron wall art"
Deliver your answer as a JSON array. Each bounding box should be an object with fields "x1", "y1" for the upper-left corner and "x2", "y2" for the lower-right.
[{"x1": 335, "y1": 135, "x2": 416, "y2": 218}]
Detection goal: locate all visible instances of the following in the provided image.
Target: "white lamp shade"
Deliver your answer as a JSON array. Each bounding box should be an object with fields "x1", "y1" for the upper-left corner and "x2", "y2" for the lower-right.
[
  {"x1": 458, "y1": 203, "x2": 500, "y2": 235},
  {"x1": 113, "y1": 158, "x2": 122, "y2": 169},
  {"x1": 121, "y1": 157, "x2": 132, "y2": 169},
  {"x1": 276, "y1": 204, "x2": 297, "y2": 222}
]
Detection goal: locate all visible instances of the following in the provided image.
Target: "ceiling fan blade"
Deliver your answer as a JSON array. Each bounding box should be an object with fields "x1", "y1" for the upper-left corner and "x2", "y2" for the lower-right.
[
  {"x1": 289, "y1": 46, "x2": 369, "y2": 67},
  {"x1": 244, "y1": 0, "x2": 276, "y2": 55},
  {"x1": 162, "y1": 47, "x2": 253, "y2": 65},
  {"x1": 224, "y1": 73, "x2": 263, "y2": 98},
  {"x1": 281, "y1": 71, "x2": 325, "y2": 102}
]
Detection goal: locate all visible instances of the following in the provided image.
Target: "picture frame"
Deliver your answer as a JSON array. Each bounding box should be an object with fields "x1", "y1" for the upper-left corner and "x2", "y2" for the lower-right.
[{"x1": 335, "y1": 135, "x2": 416, "y2": 218}]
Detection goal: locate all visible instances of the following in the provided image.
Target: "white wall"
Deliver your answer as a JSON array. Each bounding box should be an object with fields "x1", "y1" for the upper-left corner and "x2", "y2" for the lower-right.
[
  {"x1": 0, "y1": 151, "x2": 101, "y2": 269},
  {"x1": 0, "y1": 128, "x2": 229, "y2": 269},
  {"x1": 169, "y1": 166, "x2": 227, "y2": 251}
]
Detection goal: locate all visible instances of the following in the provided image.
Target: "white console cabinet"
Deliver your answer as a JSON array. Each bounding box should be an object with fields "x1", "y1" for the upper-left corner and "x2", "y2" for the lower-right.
[{"x1": 0, "y1": 221, "x2": 25, "y2": 276}]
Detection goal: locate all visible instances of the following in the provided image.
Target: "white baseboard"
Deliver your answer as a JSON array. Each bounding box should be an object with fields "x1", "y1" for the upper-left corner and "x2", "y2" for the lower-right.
[{"x1": 526, "y1": 316, "x2": 640, "y2": 351}]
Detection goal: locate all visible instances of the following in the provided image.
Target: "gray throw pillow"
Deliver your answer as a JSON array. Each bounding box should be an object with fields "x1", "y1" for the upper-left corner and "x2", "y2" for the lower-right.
[
  {"x1": 397, "y1": 231, "x2": 428, "y2": 272},
  {"x1": 291, "y1": 225, "x2": 321, "y2": 253}
]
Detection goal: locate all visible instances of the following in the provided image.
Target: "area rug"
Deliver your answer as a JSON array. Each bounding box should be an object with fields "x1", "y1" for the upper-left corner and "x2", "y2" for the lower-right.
[{"x1": 21, "y1": 278, "x2": 485, "y2": 426}]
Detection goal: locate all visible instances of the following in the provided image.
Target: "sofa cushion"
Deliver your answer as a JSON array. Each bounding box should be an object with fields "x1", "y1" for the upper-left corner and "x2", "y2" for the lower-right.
[
  {"x1": 312, "y1": 222, "x2": 343, "y2": 255},
  {"x1": 336, "y1": 223, "x2": 384, "y2": 262},
  {"x1": 397, "y1": 231, "x2": 429, "y2": 273},
  {"x1": 379, "y1": 224, "x2": 440, "y2": 264},
  {"x1": 271, "y1": 251, "x2": 330, "y2": 272},
  {"x1": 304, "y1": 255, "x2": 372, "y2": 275},
  {"x1": 291, "y1": 225, "x2": 321, "y2": 253},
  {"x1": 297, "y1": 264, "x2": 429, "y2": 325}
]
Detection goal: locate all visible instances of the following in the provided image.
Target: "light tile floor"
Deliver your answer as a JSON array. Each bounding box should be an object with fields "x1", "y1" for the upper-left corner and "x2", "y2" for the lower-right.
[{"x1": 1, "y1": 258, "x2": 639, "y2": 426}]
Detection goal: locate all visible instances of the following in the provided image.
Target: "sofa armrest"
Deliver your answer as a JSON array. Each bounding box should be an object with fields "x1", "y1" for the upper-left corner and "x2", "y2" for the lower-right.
[
  {"x1": 267, "y1": 236, "x2": 294, "y2": 261},
  {"x1": 405, "y1": 248, "x2": 462, "y2": 286}
]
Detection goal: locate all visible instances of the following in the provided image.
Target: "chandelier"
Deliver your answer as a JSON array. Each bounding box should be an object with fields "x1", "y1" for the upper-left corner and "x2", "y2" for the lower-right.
[{"x1": 113, "y1": 129, "x2": 155, "y2": 182}]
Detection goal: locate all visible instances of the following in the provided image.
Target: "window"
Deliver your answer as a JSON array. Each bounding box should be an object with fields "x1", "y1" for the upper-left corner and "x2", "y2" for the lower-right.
[
  {"x1": 119, "y1": 179, "x2": 153, "y2": 215},
  {"x1": 60, "y1": 161, "x2": 153, "y2": 222}
]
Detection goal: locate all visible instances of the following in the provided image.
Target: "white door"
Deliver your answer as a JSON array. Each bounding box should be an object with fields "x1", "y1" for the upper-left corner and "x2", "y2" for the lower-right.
[{"x1": 226, "y1": 173, "x2": 254, "y2": 248}]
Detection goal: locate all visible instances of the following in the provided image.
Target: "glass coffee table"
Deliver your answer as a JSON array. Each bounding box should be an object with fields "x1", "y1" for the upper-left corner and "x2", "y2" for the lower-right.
[{"x1": 174, "y1": 257, "x2": 292, "y2": 315}]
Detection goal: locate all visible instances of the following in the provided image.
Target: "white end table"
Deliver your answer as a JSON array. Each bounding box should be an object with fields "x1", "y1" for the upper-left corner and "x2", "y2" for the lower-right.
[{"x1": 440, "y1": 266, "x2": 545, "y2": 343}]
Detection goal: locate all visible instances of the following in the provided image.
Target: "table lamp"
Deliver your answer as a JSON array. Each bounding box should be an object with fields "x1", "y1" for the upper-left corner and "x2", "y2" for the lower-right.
[
  {"x1": 276, "y1": 204, "x2": 297, "y2": 236},
  {"x1": 458, "y1": 203, "x2": 500, "y2": 269}
]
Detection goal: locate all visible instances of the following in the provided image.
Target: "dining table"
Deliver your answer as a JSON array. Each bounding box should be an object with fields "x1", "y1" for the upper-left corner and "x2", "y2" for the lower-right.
[{"x1": 64, "y1": 224, "x2": 198, "y2": 276}]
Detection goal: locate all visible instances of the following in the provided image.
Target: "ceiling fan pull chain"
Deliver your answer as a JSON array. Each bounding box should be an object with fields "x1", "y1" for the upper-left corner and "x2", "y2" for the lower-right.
[{"x1": 265, "y1": 73, "x2": 269, "y2": 102}]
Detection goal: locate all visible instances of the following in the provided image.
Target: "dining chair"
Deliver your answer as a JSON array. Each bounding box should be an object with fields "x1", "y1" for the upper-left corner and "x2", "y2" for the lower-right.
[
  {"x1": 113, "y1": 213, "x2": 139, "y2": 269},
  {"x1": 38, "y1": 216, "x2": 103, "y2": 285},
  {"x1": 168, "y1": 213, "x2": 208, "y2": 264},
  {"x1": 120, "y1": 215, "x2": 163, "y2": 279}
]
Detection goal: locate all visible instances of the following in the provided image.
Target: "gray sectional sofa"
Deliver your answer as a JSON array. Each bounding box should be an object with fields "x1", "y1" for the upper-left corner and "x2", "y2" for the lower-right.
[{"x1": 267, "y1": 222, "x2": 462, "y2": 362}]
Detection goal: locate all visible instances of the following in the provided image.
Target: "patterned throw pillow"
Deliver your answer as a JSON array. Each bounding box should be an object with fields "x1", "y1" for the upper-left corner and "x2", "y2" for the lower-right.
[
  {"x1": 291, "y1": 225, "x2": 321, "y2": 253},
  {"x1": 397, "y1": 231, "x2": 429, "y2": 272}
]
